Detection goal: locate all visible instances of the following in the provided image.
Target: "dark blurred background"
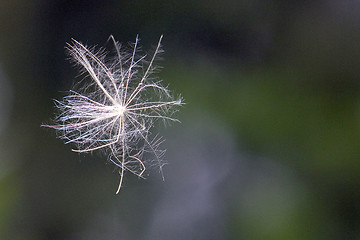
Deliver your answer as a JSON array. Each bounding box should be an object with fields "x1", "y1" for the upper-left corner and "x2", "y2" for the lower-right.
[{"x1": 1, "y1": 0, "x2": 360, "y2": 239}]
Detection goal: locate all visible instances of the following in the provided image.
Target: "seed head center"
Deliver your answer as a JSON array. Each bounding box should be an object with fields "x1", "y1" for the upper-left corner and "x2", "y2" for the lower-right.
[{"x1": 116, "y1": 104, "x2": 126, "y2": 116}]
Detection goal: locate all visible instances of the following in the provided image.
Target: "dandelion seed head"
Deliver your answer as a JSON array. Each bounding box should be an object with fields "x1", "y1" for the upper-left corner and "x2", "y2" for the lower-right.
[{"x1": 42, "y1": 35, "x2": 183, "y2": 193}]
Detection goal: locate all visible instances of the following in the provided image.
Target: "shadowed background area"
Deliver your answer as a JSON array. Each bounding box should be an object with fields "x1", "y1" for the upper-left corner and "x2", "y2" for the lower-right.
[{"x1": 1, "y1": 0, "x2": 360, "y2": 239}]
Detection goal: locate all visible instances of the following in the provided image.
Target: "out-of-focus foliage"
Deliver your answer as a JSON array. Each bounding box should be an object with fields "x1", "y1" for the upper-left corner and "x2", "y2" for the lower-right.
[{"x1": 0, "y1": 0, "x2": 360, "y2": 239}]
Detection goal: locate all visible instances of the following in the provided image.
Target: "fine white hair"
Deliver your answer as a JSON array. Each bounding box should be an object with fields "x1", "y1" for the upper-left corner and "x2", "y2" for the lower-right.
[{"x1": 43, "y1": 35, "x2": 183, "y2": 193}]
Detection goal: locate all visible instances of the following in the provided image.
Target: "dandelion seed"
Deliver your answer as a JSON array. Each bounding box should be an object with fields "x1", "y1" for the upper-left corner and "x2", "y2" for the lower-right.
[{"x1": 42, "y1": 35, "x2": 183, "y2": 194}]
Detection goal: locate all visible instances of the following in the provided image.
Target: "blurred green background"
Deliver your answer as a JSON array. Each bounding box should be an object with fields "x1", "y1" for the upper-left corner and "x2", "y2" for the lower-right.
[{"x1": 1, "y1": 0, "x2": 360, "y2": 239}]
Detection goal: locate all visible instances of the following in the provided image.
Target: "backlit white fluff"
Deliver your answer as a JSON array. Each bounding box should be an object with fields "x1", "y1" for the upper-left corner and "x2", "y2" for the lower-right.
[{"x1": 43, "y1": 36, "x2": 182, "y2": 193}]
